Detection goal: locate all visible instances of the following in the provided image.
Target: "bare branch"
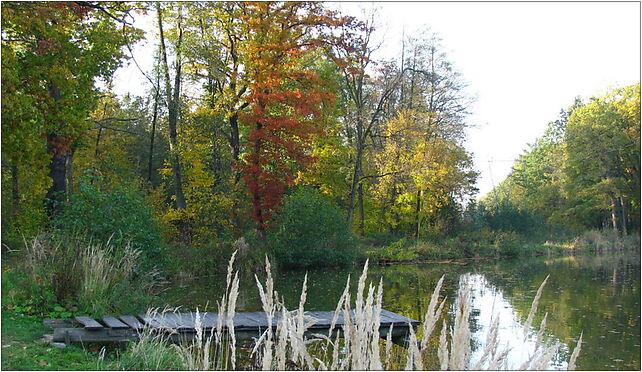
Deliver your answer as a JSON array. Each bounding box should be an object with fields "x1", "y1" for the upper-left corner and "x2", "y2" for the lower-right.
[{"x1": 359, "y1": 171, "x2": 403, "y2": 182}]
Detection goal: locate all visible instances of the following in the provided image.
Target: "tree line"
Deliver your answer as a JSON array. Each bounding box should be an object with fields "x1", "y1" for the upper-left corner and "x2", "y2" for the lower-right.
[
  {"x1": 3, "y1": 2, "x2": 636, "y2": 271},
  {"x1": 475, "y1": 84, "x2": 640, "y2": 236},
  {"x1": 2, "y1": 2, "x2": 477, "y2": 263}
]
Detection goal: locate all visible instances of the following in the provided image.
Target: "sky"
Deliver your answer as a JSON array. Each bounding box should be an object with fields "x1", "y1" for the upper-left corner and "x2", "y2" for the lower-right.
[{"x1": 112, "y1": 2, "x2": 641, "y2": 199}]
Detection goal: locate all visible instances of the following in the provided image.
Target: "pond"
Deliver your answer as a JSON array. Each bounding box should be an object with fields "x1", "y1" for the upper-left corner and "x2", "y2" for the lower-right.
[{"x1": 164, "y1": 253, "x2": 640, "y2": 370}]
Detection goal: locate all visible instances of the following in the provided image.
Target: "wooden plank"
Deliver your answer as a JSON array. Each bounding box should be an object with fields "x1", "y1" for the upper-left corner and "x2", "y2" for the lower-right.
[
  {"x1": 163, "y1": 312, "x2": 219, "y2": 331},
  {"x1": 59, "y1": 309, "x2": 418, "y2": 343},
  {"x1": 119, "y1": 315, "x2": 145, "y2": 331},
  {"x1": 53, "y1": 308, "x2": 420, "y2": 348},
  {"x1": 53, "y1": 328, "x2": 137, "y2": 343},
  {"x1": 195, "y1": 312, "x2": 219, "y2": 329},
  {"x1": 232, "y1": 312, "x2": 265, "y2": 329},
  {"x1": 306, "y1": 311, "x2": 340, "y2": 328},
  {"x1": 74, "y1": 316, "x2": 103, "y2": 330},
  {"x1": 138, "y1": 312, "x2": 175, "y2": 329},
  {"x1": 378, "y1": 309, "x2": 397, "y2": 324},
  {"x1": 139, "y1": 312, "x2": 199, "y2": 331},
  {"x1": 43, "y1": 319, "x2": 76, "y2": 329},
  {"x1": 380, "y1": 309, "x2": 420, "y2": 325},
  {"x1": 102, "y1": 316, "x2": 129, "y2": 330}
]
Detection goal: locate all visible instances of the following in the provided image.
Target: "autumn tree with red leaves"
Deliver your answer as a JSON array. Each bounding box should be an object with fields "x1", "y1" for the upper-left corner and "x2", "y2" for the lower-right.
[{"x1": 234, "y1": 2, "x2": 353, "y2": 235}]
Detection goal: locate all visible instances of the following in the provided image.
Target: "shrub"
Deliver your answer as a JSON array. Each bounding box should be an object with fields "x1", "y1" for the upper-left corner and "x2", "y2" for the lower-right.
[
  {"x1": 412, "y1": 239, "x2": 464, "y2": 259},
  {"x1": 267, "y1": 187, "x2": 356, "y2": 269},
  {"x1": 366, "y1": 238, "x2": 419, "y2": 262},
  {"x1": 492, "y1": 231, "x2": 523, "y2": 257},
  {"x1": 53, "y1": 171, "x2": 165, "y2": 271}
]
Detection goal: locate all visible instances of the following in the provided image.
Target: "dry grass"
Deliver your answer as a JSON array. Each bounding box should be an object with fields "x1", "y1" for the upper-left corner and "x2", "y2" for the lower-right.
[
  {"x1": 23, "y1": 233, "x2": 164, "y2": 315},
  {"x1": 573, "y1": 229, "x2": 640, "y2": 252}
]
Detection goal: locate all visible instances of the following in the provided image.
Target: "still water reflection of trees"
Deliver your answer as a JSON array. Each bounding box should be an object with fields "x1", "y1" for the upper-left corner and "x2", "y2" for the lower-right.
[{"x1": 166, "y1": 253, "x2": 639, "y2": 370}]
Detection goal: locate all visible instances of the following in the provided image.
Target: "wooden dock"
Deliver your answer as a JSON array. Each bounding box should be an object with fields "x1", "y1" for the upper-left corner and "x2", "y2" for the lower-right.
[{"x1": 44, "y1": 309, "x2": 420, "y2": 346}]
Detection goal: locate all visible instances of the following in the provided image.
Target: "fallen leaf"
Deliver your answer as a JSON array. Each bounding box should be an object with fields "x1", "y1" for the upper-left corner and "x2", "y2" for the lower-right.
[{"x1": 38, "y1": 361, "x2": 48, "y2": 366}]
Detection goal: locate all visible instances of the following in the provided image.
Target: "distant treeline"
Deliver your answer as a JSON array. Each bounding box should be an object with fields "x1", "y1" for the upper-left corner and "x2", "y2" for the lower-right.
[{"x1": 472, "y1": 84, "x2": 640, "y2": 237}]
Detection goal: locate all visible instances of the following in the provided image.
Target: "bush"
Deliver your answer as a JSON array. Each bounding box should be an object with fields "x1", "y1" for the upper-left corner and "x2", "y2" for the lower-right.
[
  {"x1": 366, "y1": 238, "x2": 419, "y2": 262},
  {"x1": 54, "y1": 171, "x2": 165, "y2": 271},
  {"x1": 268, "y1": 187, "x2": 356, "y2": 269}
]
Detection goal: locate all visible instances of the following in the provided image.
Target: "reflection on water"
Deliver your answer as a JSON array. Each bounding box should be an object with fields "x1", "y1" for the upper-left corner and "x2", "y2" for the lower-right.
[
  {"x1": 467, "y1": 274, "x2": 566, "y2": 370},
  {"x1": 164, "y1": 253, "x2": 640, "y2": 370}
]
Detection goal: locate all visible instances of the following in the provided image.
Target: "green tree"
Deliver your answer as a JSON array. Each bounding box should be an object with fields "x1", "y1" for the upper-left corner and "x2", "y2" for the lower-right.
[
  {"x1": 565, "y1": 84, "x2": 640, "y2": 233},
  {"x1": 2, "y1": 2, "x2": 139, "y2": 218},
  {"x1": 1, "y1": 2, "x2": 139, "y2": 221}
]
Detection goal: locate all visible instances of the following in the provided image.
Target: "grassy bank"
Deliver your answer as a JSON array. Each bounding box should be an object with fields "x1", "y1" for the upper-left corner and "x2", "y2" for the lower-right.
[
  {"x1": 0, "y1": 310, "x2": 112, "y2": 370},
  {"x1": 361, "y1": 229, "x2": 640, "y2": 264}
]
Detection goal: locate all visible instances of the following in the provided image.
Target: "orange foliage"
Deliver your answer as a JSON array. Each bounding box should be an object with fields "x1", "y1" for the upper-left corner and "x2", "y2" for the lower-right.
[{"x1": 237, "y1": 2, "x2": 350, "y2": 231}]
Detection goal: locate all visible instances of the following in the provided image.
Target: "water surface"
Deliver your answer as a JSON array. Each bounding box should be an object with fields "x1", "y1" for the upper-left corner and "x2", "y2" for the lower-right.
[{"x1": 164, "y1": 253, "x2": 640, "y2": 370}]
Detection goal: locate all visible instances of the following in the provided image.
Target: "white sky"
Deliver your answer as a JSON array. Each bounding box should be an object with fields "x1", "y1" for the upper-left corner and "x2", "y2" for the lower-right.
[{"x1": 112, "y1": 2, "x2": 641, "y2": 199}]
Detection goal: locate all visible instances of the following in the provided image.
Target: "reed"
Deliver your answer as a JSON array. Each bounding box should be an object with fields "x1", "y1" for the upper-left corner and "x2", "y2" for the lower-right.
[
  {"x1": 448, "y1": 275, "x2": 472, "y2": 370},
  {"x1": 523, "y1": 275, "x2": 549, "y2": 340},
  {"x1": 567, "y1": 332, "x2": 583, "y2": 371},
  {"x1": 178, "y1": 252, "x2": 240, "y2": 370}
]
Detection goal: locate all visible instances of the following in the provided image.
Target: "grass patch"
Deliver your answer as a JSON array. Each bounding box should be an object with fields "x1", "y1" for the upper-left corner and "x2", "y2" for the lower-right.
[{"x1": 0, "y1": 310, "x2": 113, "y2": 370}]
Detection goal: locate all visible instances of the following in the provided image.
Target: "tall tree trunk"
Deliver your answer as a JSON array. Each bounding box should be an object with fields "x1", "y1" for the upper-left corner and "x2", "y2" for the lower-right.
[
  {"x1": 11, "y1": 164, "x2": 19, "y2": 218},
  {"x1": 158, "y1": 3, "x2": 187, "y2": 212},
  {"x1": 414, "y1": 189, "x2": 422, "y2": 239},
  {"x1": 157, "y1": 3, "x2": 189, "y2": 244},
  {"x1": 65, "y1": 149, "x2": 74, "y2": 198},
  {"x1": 45, "y1": 134, "x2": 69, "y2": 218},
  {"x1": 94, "y1": 127, "x2": 102, "y2": 161},
  {"x1": 620, "y1": 197, "x2": 628, "y2": 235},
  {"x1": 229, "y1": 113, "x2": 244, "y2": 233},
  {"x1": 608, "y1": 191, "x2": 621, "y2": 232},
  {"x1": 229, "y1": 113, "x2": 241, "y2": 183},
  {"x1": 44, "y1": 81, "x2": 69, "y2": 218},
  {"x1": 147, "y1": 98, "x2": 158, "y2": 183},
  {"x1": 147, "y1": 74, "x2": 160, "y2": 183},
  {"x1": 252, "y1": 120, "x2": 265, "y2": 239},
  {"x1": 346, "y1": 143, "x2": 363, "y2": 228},
  {"x1": 358, "y1": 182, "x2": 365, "y2": 236}
]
